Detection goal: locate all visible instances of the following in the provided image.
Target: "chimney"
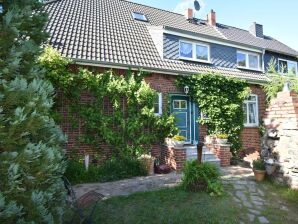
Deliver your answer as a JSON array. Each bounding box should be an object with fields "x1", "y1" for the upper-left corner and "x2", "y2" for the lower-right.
[
  {"x1": 249, "y1": 22, "x2": 264, "y2": 38},
  {"x1": 207, "y1": 10, "x2": 216, "y2": 26},
  {"x1": 185, "y1": 8, "x2": 193, "y2": 20}
]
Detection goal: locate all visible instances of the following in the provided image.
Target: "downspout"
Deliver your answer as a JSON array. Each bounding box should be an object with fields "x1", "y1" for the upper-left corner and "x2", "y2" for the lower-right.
[{"x1": 262, "y1": 49, "x2": 266, "y2": 72}]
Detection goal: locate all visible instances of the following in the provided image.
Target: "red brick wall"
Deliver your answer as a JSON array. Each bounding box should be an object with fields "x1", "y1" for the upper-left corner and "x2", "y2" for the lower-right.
[{"x1": 57, "y1": 65, "x2": 265, "y2": 163}]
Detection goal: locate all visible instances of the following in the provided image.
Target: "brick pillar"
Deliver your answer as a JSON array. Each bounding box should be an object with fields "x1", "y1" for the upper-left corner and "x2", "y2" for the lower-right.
[
  {"x1": 162, "y1": 145, "x2": 186, "y2": 173},
  {"x1": 206, "y1": 143, "x2": 231, "y2": 167}
]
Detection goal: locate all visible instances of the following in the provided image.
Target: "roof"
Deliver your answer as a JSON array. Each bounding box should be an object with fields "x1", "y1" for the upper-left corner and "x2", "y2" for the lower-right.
[{"x1": 45, "y1": 0, "x2": 298, "y2": 83}]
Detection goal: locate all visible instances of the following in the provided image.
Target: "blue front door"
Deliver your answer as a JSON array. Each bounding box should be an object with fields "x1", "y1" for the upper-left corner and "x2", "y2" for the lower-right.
[
  {"x1": 171, "y1": 95, "x2": 199, "y2": 144},
  {"x1": 171, "y1": 96, "x2": 191, "y2": 142}
]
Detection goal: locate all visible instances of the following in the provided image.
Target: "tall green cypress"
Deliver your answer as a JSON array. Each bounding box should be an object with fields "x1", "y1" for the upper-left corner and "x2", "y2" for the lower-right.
[{"x1": 0, "y1": 1, "x2": 66, "y2": 223}]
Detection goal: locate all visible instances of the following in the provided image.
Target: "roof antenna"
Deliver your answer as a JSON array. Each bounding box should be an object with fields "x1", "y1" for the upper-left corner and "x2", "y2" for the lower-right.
[{"x1": 194, "y1": 0, "x2": 201, "y2": 18}]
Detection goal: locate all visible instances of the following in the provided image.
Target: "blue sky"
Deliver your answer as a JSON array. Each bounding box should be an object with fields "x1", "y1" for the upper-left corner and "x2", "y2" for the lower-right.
[{"x1": 130, "y1": 0, "x2": 298, "y2": 51}]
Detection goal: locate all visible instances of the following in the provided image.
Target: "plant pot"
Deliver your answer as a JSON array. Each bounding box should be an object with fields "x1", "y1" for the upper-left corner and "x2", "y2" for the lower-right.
[
  {"x1": 154, "y1": 164, "x2": 171, "y2": 174},
  {"x1": 139, "y1": 156, "x2": 155, "y2": 175},
  {"x1": 265, "y1": 164, "x2": 277, "y2": 175},
  {"x1": 217, "y1": 138, "x2": 228, "y2": 144},
  {"x1": 172, "y1": 140, "x2": 185, "y2": 148},
  {"x1": 253, "y1": 169, "x2": 266, "y2": 182}
]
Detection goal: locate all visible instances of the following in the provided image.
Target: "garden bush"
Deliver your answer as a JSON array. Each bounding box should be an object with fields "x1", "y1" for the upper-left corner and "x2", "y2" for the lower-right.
[
  {"x1": 182, "y1": 161, "x2": 223, "y2": 196},
  {"x1": 65, "y1": 157, "x2": 147, "y2": 185}
]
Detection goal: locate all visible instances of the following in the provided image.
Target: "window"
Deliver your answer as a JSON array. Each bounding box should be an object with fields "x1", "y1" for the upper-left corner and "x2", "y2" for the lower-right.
[
  {"x1": 237, "y1": 51, "x2": 261, "y2": 70},
  {"x1": 132, "y1": 12, "x2": 148, "y2": 22},
  {"x1": 173, "y1": 100, "x2": 187, "y2": 109},
  {"x1": 278, "y1": 59, "x2": 298, "y2": 75},
  {"x1": 179, "y1": 40, "x2": 210, "y2": 62},
  {"x1": 154, "y1": 93, "x2": 162, "y2": 115},
  {"x1": 243, "y1": 94, "x2": 259, "y2": 127}
]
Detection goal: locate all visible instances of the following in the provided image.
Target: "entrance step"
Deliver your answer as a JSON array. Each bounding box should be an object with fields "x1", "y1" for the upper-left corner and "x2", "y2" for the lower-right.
[{"x1": 185, "y1": 145, "x2": 220, "y2": 167}]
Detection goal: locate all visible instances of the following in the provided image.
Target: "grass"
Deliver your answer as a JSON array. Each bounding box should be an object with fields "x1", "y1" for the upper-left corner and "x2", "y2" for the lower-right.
[
  {"x1": 66, "y1": 187, "x2": 241, "y2": 224},
  {"x1": 259, "y1": 180, "x2": 298, "y2": 224}
]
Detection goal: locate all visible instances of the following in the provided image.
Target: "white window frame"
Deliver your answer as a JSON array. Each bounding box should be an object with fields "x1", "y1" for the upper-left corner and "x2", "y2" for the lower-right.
[
  {"x1": 278, "y1": 59, "x2": 298, "y2": 75},
  {"x1": 132, "y1": 12, "x2": 148, "y2": 22},
  {"x1": 154, "y1": 93, "x2": 162, "y2": 116},
  {"x1": 243, "y1": 94, "x2": 259, "y2": 127},
  {"x1": 237, "y1": 50, "x2": 261, "y2": 71},
  {"x1": 179, "y1": 40, "x2": 211, "y2": 63}
]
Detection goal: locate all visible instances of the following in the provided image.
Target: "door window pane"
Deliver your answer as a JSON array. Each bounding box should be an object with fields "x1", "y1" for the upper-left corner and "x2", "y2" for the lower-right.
[
  {"x1": 173, "y1": 100, "x2": 187, "y2": 109},
  {"x1": 237, "y1": 52, "x2": 246, "y2": 67},
  {"x1": 196, "y1": 45, "x2": 208, "y2": 61},
  {"x1": 180, "y1": 100, "x2": 187, "y2": 109},
  {"x1": 180, "y1": 42, "x2": 193, "y2": 58},
  {"x1": 249, "y1": 54, "x2": 258, "y2": 69}
]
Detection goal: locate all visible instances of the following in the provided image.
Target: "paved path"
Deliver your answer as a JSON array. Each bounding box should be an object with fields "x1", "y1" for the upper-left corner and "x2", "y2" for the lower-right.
[
  {"x1": 74, "y1": 173, "x2": 182, "y2": 198},
  {"x1": 222, "y1": 166, "x2": 271, "y2": 224}
]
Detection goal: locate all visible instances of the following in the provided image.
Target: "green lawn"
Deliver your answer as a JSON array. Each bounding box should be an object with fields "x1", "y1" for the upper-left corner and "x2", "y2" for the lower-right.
[
  {"x1": 85, "y1": 187, "x2": 241, "y2": 224},
  {"x1": 65, "y1": 181, "x2": 298, "y2": 224}
]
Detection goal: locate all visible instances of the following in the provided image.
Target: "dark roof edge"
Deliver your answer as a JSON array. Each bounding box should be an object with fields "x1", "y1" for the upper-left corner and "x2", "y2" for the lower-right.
[{"x1": 73, "y1": 58, "x2": 268, "y2": 85}]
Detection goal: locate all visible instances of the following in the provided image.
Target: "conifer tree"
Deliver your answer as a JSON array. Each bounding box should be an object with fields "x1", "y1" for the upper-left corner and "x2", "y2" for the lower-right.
[{"x1": 0, "y1": 1, "x2": 66, "y2": 223}]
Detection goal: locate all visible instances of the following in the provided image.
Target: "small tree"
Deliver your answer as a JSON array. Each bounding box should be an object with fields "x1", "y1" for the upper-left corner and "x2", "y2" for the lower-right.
[
  {"x1": 0, "y1": 1, "x2": 66, "y2": 223},
  {"x1": 264, "y1": 59, "x2": 298, "y2": 102}
]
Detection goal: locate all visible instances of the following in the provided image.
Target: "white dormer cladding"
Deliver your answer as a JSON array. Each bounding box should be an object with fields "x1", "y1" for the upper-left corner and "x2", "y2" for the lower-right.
[
  {"x1": 147, "y1": 25, "x2": 263, "y2": 63},
  {"x1": 147, "y1": 26, "x2": 164, "y2": 59}
]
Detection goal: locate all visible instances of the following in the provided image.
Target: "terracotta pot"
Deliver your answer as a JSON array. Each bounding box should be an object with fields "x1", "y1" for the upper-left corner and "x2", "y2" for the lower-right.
[{"x1": 253, "y1": 169, "x2": 266, "y2": 182}]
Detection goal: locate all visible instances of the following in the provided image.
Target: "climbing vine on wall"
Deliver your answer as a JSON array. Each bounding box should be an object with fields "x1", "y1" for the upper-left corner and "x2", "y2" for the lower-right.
[
  {"x1": 40, "y1": 47, "x2": 177, "y2": 158},
  {"x1": 177, "y1": 73, "x2": 250, "y2": 154}
]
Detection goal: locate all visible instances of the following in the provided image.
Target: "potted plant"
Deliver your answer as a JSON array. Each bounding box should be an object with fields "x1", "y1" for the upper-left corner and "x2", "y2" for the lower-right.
[
  {"x1": 216, "y1": 133, "x2": 229, "y2": 144},
  {"x1": 139, "y1": 154, "x2": 155, "y2": 175},
  {"x1": 172, "y1": 135, "x2": 186, "y2": 148},
  {"x1": 252, "y1": 158, "x2": 266, "y2": 181}
]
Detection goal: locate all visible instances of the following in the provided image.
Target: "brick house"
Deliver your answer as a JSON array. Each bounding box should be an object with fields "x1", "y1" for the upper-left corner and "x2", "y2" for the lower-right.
[{"x1": 44, "y1": 0, "x2": 298, "y2": 168}]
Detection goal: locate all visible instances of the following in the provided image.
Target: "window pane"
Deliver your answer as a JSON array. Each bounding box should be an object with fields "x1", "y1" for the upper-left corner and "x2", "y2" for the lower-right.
[
  {"x1": 180, "y1": 42, "x2": 193, "y2": 58},
  {"x1": 243, "y1": 103, "x2": 248, "y2": 124},
  {"x1": 180, "y1": 100, "x2": 187, "y2": 109},
  {"x1": 288, "y1": 62, "x2": 297, "y2": 75},
  {"x1": 248, "y1": 95, "x2": 256, "y2": 101},
  {"x1": 154, "y1": 95, "x2": 159, "y2": 114},
  {"x1": 173, "y1": 100, "x2": 180, "y2": 109},
  {"x1": 196, "y1": 45, "x2": 208, "y2": 61},
  {"x1": 248, "y1": 103, "x2": 256, "y2": 124},
  {"x1": 279, "y1": 60, "x2": 288, "y2": 73},
  {"x1": 249, "y1": 54, "x2": 258, "y2": 69},
  {"x1": 133, "y1": 12, "x2": 147, "y2": 21},
  {"x1": 237, "y1": 52, "x2": 246, "y2": 67}
]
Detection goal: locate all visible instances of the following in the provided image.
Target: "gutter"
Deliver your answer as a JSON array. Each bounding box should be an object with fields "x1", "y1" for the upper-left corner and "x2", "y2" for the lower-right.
[{"x1": 73, "y1": 58, "x2": 269, "y2": 85}]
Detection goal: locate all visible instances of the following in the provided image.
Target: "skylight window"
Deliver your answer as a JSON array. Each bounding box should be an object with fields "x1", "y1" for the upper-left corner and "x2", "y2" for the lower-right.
[{"x1": 132, "y1": 12, "x2": 148, "y2": 22}]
